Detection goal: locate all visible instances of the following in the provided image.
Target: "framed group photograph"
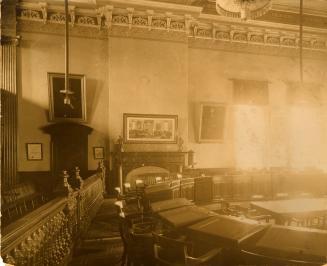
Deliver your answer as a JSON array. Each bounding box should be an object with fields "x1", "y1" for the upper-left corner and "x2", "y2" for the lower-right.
[
  {"x1": 48, "y1": 72, "x2": 87, "y2": 122},
  {"x1": 197, "y1": 103, "x2": 226, "y2": 143},
  {"x1": 93, "y1": 147, "x2": 104, "y2": 159},
  {"x1": 123, "y1": 113, "x2": 178, "y2": 144},
  {"x1": 26, "y1": 143, "x2": 43, "y2": 160}
]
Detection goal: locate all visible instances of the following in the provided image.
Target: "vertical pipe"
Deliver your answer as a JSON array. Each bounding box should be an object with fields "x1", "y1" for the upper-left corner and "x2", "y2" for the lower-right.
[
  {"x1": 4, "y1": 46, "x2": 9, "y2": 188},
  {"x1": 1, "y1": 46, "x2": 4, "y2": 188},
  {"x1": 13, "y1": 45, "x2": 17, "y2": 184},
  {"x1": 65, "y1": 0, "x2": 69, "y2": 93},
  {"x1": 1, "y1": 47, "x2": 5, "y2": 188},
  {"x1": 8, "y1": 45, "x2": 12, "y2": 187},
  {"x1": 299, "y1": 0, "x2": 303, "y2": 84}
]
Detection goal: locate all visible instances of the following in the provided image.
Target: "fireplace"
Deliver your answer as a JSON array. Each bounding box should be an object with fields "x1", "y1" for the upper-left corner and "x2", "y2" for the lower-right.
[{"x1": 111, "y1": 151, "x2": 189, "y2": 191}]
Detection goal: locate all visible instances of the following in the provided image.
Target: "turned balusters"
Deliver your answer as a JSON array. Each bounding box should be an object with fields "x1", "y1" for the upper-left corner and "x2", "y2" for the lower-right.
[{"x1": 2, "y1": 169, "x2": 105, "y2": 266}]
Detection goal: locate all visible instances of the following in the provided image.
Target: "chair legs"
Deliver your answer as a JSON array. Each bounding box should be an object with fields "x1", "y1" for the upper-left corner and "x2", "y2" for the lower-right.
[{"x1": 121, "y1": 250, "x2": 127, "y2": 266}]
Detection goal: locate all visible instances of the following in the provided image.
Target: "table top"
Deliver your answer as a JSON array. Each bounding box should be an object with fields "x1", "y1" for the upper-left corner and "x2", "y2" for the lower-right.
[
  {"x1": 250, "y1": 225, "x2": 327, "y2": 260},
  {"x1": 188, "y1": 215, "x2": 269, "y2": 246},
  {"x1": 158, "y1": 205, "x2": 215, "y2": 228},
  {"x1": 150, "y1": 198, "x2": 194, "y2": 213},
  {"x1": 251, "y1": 198, "x2": 327, "y2": 217}
]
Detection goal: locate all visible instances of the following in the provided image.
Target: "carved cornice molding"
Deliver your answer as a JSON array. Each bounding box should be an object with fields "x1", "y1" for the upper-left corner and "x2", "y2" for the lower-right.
[
  {"x1": 188, "y1": 38, "x2": 327, "y2": 60},
  {"x1": 16, "y1": 1, "x2": 327, "y2": 55}
]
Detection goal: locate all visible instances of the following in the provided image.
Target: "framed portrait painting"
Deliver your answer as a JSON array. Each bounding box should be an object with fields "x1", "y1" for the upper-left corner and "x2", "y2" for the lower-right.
[
  {"x1": 197, "y1": 103, "x2": 226, "y2": 143},
  {"x1": 123, "y1": 113, "x2": 178, "y2": 144},
  {"x1": 48, "y1": 72, "x2": 87, "y2": 122}
]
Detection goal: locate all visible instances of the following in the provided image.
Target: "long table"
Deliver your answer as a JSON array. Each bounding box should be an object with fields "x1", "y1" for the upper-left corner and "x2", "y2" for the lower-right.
[
  {"x1": 157, "y1": 205, "x2": 215, "y2": 228},
  {"x1": 150, "y1": 198, "x2": 194, "y2": 213},
  {"x1": 150, "y1": 197, "x2": 327, "y2": 265},
  {"x1": 187, "y1": 215, "x2": 269, "y2": 247},
  {"x1": 243, "y1": 225, "x2": 327, "y2": 264},
  {"x1": 251, "y1": 198, "x2": 327, "y2": 225}
]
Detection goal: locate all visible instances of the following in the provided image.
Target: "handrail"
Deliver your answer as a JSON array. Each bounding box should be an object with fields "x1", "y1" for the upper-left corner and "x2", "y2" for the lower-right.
[{"x1": 83, "y1": 173, "x2": 99, "y2": 187}]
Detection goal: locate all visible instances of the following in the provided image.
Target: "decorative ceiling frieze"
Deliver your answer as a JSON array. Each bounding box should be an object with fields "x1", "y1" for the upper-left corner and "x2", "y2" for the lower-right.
[{"x1": 16, "y1": 0, "x2": 327, "y2": 57}]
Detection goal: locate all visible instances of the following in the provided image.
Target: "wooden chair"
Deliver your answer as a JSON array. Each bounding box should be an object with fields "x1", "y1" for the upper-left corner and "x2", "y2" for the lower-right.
[
  {"x1": 275, "y1": 192, "x2": 289, "y2": 200},
  {"x1": 155, "y1": 177, "x2": 163, "y2": 183},
  {"x1": 152, "y1": 232, "x2": 222, "y2": 266},
  {"x1": 118, "y1": 214, "x2": 155, "y2": 266},
  {"x1": 251, "y1": 194, "x2": 265, "y2": 201}
]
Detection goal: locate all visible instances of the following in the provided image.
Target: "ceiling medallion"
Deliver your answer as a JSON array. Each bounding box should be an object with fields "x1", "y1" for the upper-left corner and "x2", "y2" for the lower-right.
[{"x1": 216, "y1": 0, "x2": 272, "y2": 20}]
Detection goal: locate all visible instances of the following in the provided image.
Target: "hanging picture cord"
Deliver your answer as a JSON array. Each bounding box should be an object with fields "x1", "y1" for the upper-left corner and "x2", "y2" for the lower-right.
[
  {"x1": 59, "y1": 0, "x2": 74, "y2": 107},
  {"x1": 65, "y1": 0, "x2": 69, "y2": 94},
  {"x1": 299, "y1": 0, "x2": 303, "y2": 84}
]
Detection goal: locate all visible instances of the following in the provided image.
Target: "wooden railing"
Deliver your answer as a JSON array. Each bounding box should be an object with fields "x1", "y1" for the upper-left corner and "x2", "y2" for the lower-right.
[{"x1": 1, "y1": 168, "x2": 105, "y2": 266}]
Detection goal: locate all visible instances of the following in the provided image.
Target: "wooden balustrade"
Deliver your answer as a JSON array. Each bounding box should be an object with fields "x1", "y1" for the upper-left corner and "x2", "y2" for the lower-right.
[
  {"x1": 1, "y1": 169, "x2": 105, "y2": 266},
  {"x1": 78, "y1": 171, "x2": 104, "y2": 235}
]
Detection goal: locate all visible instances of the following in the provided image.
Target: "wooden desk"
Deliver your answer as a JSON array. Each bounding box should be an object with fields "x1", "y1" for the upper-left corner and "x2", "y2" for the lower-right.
[
  {"x1": 150, "y1": 198, "x2": 194, "y2": 213},
  {"x1": 245, "y1": 225, "x2": 327, "y2": 263},
  {"x1": 187, "y1": 215, "x2": 269, "y2": 247},
  {"x1": 158, "y1": 205, "x2": 215, "y2": 228},
  {"x1": 251, "y1": 198, "x2": 327, "y2": 225}
]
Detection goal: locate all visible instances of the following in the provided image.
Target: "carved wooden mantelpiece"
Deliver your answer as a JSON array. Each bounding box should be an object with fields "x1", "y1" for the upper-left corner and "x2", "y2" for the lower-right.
[{"x1": 15, "y1": 0, "x2": 327, "y2": 56}]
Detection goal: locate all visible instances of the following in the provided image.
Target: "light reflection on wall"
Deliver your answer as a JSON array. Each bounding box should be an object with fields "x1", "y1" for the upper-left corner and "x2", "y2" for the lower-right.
[{"x1": 234, "y1": 105, "x2": 268, "y2": 170}]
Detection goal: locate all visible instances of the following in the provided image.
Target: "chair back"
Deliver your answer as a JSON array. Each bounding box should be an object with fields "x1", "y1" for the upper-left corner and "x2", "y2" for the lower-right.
[
  {"x1": 124, "y1": 182, "x2": 131, "y2": 192},
  {"x1": 155, "y1": 176, "x2": 163, "y2": 183},
  {"x1": 152, "y1": 232, "x2": 192, "y2": 265},
  {"x1": 275, "y1": 192, "x2": 289, "y2": 200}
]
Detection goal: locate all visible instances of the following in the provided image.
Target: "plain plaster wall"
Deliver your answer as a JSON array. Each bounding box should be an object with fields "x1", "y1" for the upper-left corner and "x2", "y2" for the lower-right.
[
  {"x1": 188, "y1": 47, "x2": 327, "y2": 168},
  {"x1": 17, "y1": 31, "x2": 327, "y2": 172},
  {"x1": 108, "y1": 37, "x2": 189, "y2": 152}
]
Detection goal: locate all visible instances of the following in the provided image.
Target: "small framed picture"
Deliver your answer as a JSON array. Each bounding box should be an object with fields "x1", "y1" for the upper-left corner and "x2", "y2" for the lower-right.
[
  {"x1": 26, "y1": 143, "x2": 43, "y2": 160},
  {"x1": 93, "y1": 147, "x2": 104, "y2": 159}
]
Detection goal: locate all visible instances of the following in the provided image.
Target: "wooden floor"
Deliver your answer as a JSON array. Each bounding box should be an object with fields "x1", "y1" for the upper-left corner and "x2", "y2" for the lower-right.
[{"x1": 69, "y1": 198, "x2": 123, "y2": 266}]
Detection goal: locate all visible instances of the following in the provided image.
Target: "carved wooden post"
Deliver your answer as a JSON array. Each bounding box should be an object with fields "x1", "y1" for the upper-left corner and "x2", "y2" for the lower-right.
[
  {"x1": 115, "y1": 136, "x2": 124, "y2": 193},
  {"x1": 74, "y1": 166, "x2": 84, "y2": 190},
  {"x1": 97, "y1": 160, "x2": 106, "y2": 194}
]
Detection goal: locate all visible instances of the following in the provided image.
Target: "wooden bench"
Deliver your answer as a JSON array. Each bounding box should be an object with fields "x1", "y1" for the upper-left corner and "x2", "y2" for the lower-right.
[{"x1": 2, "y1": 182, "x2": 46, "y2": 224}]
